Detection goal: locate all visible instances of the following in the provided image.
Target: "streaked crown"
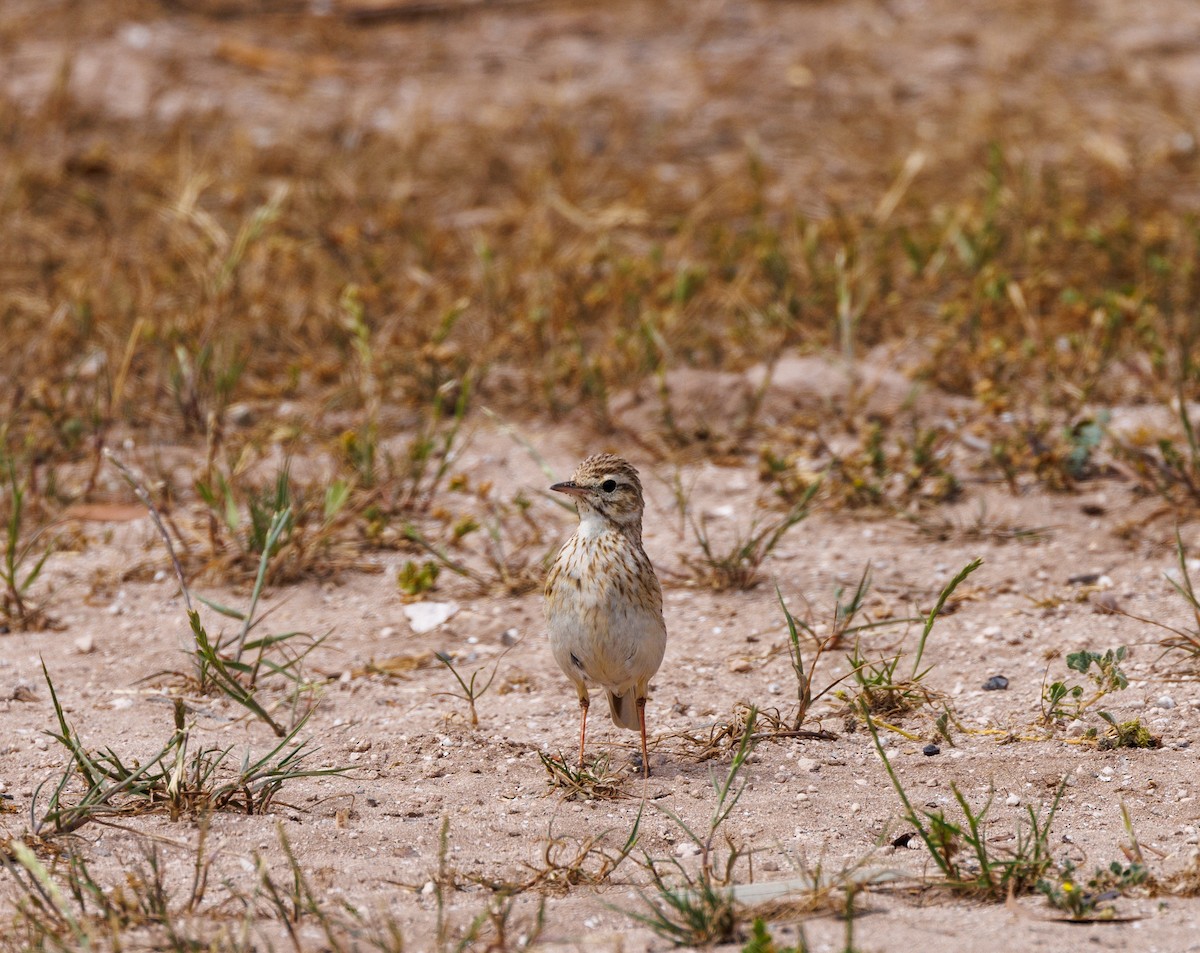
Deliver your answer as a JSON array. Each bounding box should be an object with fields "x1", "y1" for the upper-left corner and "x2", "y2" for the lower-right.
[{"x1": 552, "y1": 453, "x2": 646, "y2": 531}]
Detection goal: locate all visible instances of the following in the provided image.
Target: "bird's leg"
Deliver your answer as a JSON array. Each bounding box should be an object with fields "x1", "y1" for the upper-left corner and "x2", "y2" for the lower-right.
[
  {"x1": 637, "y1": 696, "x2": 650, "y2": 779},
  {"x1": 577, "y1": 694, "x2": 590, "y2": 770}
]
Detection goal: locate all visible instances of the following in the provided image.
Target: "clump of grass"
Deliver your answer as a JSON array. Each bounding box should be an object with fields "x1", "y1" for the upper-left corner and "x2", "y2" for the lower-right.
[
  {"x1": 866, "y1": 706, "x2": 1061, "y2": 899},
  {"x1": 32, "y1": 663, "x2": 346, "y2": 836},
  {"x1": 538, "y1": 752, "x2": 628, "y2": 801},
  {"x1": 683, "y1": 481, "x2": 820, "y2": 591},
  {"x1": 1096, "y1": 713, "x2": 1160, "y2": 750},
  {"x1": 426, "y1": 815, "x2": 547, "y2": 953},
  {"x1": 402, "y1": 483, "x2": 550, "y2": 596},
  {"x1": 195, "y1": 458, "x2": 359, "y2": 582},
  {"x1": 843, "y1": 559, "x2": 981, "y2": 722},
  {"x1": 480, "y1": 815, "x2": 641, "y2": 894},
  {"x1": 0, "y1": 458, "x2": 56, "y2": 631},
  {"x1": 111, "y1": 452, "x2": 327, "y2": 733},
  {"x1": 397, "y1": 558, "x2": 441, "y2": 596}
]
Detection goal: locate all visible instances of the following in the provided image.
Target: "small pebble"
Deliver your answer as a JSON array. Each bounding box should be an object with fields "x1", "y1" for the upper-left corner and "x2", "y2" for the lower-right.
[
  {"x1": 1005, "y1": 793, "x2": 1021, "y2": 806},
  {"x1": 500, "y1": 627, "x2": 519, "y2": 646},
  {"x1": 1154, "y1": 695, "x2": 1177, "y2": 710},
  {"x1": 796, "y1": 757, "x2": 821, "y2": 773},
  {"x1": 74, "y1": 634, "x2": 96, "y2": 655},
  {"x1": 674, "y1": 842, "x2": 702, "y2": 858},
  {"x1": 982, "y1": 675, "x2": 1009, "y2": 691},
  {"x1": 923, "y1": 744, "x2": 940, "y2": 757}
]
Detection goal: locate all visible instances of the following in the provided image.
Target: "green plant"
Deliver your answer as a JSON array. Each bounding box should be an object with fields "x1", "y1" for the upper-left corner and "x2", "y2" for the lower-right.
[
  {"x1": 866, "y1": 707, "x2": 1061, "y2": 898},
  {"x1": 434, "y1": 649, "x2": 509, "y2": 727},
  {"x1": 1037, "y1": 858, "x2": 1148, "y2": 920},
  {"x1": 1041, "y1": 646, "x2": 1129, "y2": 724},
  {"x1": 196, "y1": 462, "x2": 353, "y2": 574},
  {"x1": 111, "y1": 452, "x2": 327, "y2": 732},
  {"x1": 398, "y1": 558, "x2": 441, "y2": 595},
  {"x1": 403, "y1": 487, "x2": 549, "y2": 596},
  {"x1": 398, "y1": 375, "x2": 473, "y2": 512},
  {"x1": 1096, "y1": 713, "x2": 1160, "y2": 749},
  {"x1": 775, "y1": 575, "x2": 890, "y2": 733},
  {"x1": 0, "y1": 459, "x2": 55, "y2": 631},
  {"x1": 425, "y1": 815, "x2": 547, "y2": 953}
]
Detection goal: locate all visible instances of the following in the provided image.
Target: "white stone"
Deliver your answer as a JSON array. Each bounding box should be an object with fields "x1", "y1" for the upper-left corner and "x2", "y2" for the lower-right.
[
  {"x1": 1005, "y1": 793, "x2": 1021, "y2": 806},
  {"x1": 403, "y1": 601, "x2": 460, "y2": 634},
  {"x1": 796, "y1": 757, "x2": 821, "y2": 773}
]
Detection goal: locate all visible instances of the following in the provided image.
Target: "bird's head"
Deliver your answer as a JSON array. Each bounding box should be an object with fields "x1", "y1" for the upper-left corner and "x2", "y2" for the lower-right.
[{"x1": 551, "y1": 453, "x2": 646, "y2": 531}]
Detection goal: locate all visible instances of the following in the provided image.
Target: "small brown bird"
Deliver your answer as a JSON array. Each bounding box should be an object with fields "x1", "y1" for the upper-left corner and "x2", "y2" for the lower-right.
[{"x1": 545, "y1": 453, "x2": 667, "y2": 777}]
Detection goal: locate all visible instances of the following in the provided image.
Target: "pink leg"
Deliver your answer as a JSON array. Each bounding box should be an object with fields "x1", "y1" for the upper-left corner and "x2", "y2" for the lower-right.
[
  {"x1": 578, "y1": 695, "x2": 590, "y2": 769},
  {"x1": 637, "y1": 696, "x2": 650, "y2": 778}
]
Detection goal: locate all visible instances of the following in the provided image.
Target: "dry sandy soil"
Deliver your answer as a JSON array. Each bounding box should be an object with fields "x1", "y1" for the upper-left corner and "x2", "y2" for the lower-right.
[{"x1": 5, "y1": 0, "x2": 1200, "y2": 951}]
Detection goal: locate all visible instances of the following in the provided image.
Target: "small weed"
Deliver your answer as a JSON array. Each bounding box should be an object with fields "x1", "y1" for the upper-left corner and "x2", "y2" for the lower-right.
[
  {"x1": 1041, "y1": 646, "x2": 1129, "y2": 724},
  {"x1": 867, "y1": 706, "x2": 1061, "y2": 899},
  {"x1": 428, "y1": 814, "x2": 547, "y2": 952},
  {"x1": 0, "y1": 459, "x2": 56, "y2": 631},
  {"x1": 523, "y1": 819, "x2": 640, "y2": 893},
  {"x1": 195, "y1": 459, "x2": 357, "y2": 581},
  {"x1": 403, "y1": 482, "x2": 550, "y2": 596},
  {"x1": 397, "y1": 376, "x2": 473, "y2": 513},
  {"x1": 908, "y1": 500, "x2": 1050, "y2": 544},
  {"x1": 1038, "y1": 859, "x2": 1149, "y2": 920},
  {"x1": 435, "y1": 648, "x2": 510, "y2": 727},
  {"x1": 1096, "y1": 713, "x2": 1160, "y2": 750},
  {"x1": 829, "y1": 422, "x2": 961, "y2": 509},
  {"x1": 843, "y1": 559, "x2": 981, "y2": 721},
  {"x1": 1122, "y1": 533, "x2": 1200, "y2": 663},
  {"x1": 684, "y1": 482, "x2": 820, "y2": 591},
  {"x1": 398, "y1": 557, "x2": 442, "y2": 597},
  {"x1": 743, "y1": 918, "x2": 810, "y2": 953}
]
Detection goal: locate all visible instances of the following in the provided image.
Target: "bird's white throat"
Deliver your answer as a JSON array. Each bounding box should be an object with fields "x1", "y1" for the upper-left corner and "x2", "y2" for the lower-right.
[{"x1": 574, "y1": 508, "x2": 609, "y2": 540}]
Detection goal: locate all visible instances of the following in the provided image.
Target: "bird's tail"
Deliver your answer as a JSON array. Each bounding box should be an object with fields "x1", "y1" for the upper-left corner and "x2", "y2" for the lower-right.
[{"x1": 606, "y1": 689, "x2": 640, "y2": 731}]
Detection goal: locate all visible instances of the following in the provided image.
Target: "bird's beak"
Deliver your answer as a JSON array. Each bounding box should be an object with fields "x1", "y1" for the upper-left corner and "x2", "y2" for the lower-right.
[{"x1": 550, "y1": 480, "x2": 588, "y2": 498}]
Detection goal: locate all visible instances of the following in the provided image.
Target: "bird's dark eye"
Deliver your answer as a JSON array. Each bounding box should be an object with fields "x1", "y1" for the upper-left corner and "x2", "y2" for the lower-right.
[{"x1": 601, "y1": 479, "x2": 617, "y2": 493}]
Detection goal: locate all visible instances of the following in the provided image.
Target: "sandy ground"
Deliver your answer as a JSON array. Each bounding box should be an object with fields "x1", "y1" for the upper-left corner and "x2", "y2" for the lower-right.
[
  {"x1": 5, "y1": 0, "x2": 1200, "y2": 949},
  {"x1": 4, "y1": 389, "x2": 1200, "y2": 950}
]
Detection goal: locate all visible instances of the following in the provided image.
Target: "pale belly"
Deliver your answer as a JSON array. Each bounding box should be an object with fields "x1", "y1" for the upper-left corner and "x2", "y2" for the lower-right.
[{"x1": 545, "y1": 537, "x2": 667, "y2": 694}]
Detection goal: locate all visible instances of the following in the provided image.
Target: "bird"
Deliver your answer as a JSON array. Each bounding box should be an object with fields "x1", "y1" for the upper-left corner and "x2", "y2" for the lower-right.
[{"x1": 544, "y1": 453, "x2": 668, "y2": 778}]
